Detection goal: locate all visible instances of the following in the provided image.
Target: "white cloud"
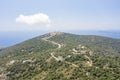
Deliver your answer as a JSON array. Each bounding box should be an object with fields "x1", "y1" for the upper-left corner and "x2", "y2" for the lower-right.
[{"x1": 16, "y1": 13, "x2": 51, "y2": 25}]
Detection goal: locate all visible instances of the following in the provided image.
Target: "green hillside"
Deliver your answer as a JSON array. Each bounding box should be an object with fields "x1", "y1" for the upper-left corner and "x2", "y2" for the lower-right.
[{"x1": 0, "y1": 32, "x2": 120, "y2": 80}]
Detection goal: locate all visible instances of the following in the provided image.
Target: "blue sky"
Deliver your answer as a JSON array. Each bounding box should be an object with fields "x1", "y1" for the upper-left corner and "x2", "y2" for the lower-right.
[
  {"x1": 0, "y1": 0, "x2": 120, "y2": 46},
  {"x1": 0, "y1": 0, "x2": 120, "y2": 31}
]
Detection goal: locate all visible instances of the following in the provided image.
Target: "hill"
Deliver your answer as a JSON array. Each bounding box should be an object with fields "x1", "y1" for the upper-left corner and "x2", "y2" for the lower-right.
[{"x1": 0, "y1": 32, "x2": 120, "y2": 80}]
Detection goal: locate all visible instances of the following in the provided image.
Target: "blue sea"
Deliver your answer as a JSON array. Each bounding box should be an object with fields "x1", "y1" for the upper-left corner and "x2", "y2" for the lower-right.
[{"x1": 0, "y1": 30, "x2": 120, "y2": 47}]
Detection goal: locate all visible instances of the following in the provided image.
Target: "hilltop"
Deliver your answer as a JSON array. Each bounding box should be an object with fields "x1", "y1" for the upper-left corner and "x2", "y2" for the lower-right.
[{"x1": 0, "y1": 32, "x2": 120, "y2": 80}]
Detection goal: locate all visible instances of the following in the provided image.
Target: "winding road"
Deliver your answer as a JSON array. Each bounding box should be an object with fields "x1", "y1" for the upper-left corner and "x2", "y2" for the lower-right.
[
  {"x1": 42, "y1": 32, "x2": 79, "y2": 67},
  {"x1": 41, "y1": 32, "x2": 62, "y2": 49},
  {"x1": 84, "y1": 55, "x2": 93, "y2": 67}
]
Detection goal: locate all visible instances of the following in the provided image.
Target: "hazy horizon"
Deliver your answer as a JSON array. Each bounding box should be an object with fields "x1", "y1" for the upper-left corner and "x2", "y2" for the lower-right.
[
  {"x1": 0, "y1": 0, "x2": 120, "y2": 46},
  {"x1": 1, "y1": 30, "x2": 120, "y2": 47}
]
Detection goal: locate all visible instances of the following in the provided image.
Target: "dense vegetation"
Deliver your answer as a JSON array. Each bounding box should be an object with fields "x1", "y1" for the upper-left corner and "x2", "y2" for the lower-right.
[
  {"x1": 49, "y1": 33, "x2": 120, "y2": 56},
  {"x1": 0, "y1": 32, "x2": 120, "y2": 80}
]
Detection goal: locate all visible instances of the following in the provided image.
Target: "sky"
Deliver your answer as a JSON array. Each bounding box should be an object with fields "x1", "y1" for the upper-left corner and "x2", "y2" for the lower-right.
[
  {"x1": 0, "y1": 0, "x2": 120, "y2": 31},
  {"x1": 0, "y1": 0, "x2": 120, "y2": 46}
]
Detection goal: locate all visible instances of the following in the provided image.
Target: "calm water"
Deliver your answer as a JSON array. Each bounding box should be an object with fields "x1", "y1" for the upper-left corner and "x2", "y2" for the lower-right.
[{"x1": 0, "y1": 30, "x2": 120, "y2": 47}]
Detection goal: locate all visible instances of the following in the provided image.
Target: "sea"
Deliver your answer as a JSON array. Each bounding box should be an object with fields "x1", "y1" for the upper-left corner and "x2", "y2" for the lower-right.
[{"x1": 0, "y1": 30, "x2": 120, "y2": 47}]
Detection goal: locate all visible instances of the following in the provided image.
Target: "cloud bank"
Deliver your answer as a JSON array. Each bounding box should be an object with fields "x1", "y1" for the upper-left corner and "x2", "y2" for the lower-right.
[{"x1": 16, "y1": 13, "x2": 51, "y2": 25}]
